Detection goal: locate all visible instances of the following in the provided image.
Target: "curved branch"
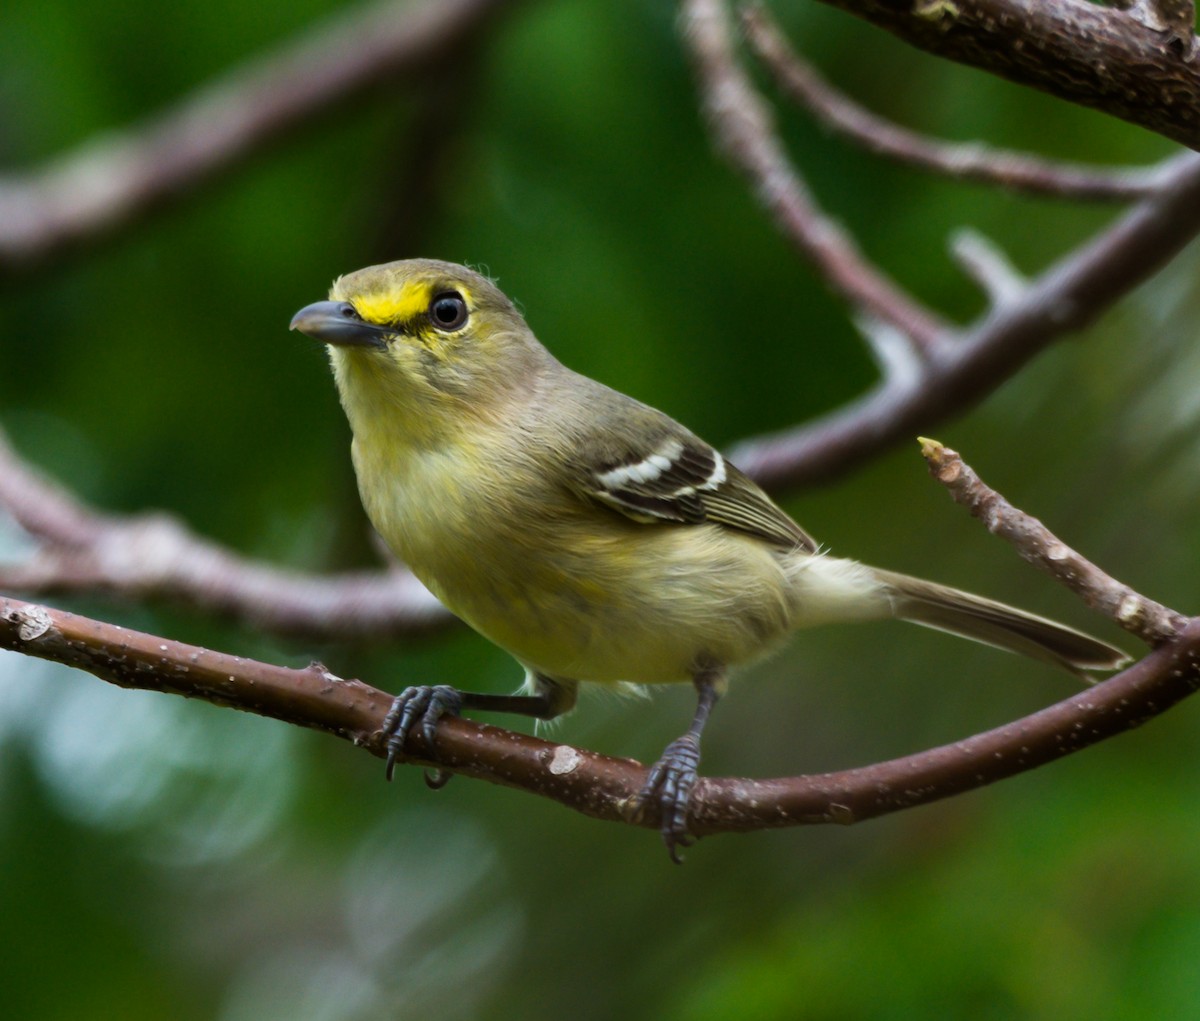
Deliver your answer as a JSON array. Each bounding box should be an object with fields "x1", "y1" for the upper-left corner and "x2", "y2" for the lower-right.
[
  {"x1": 813, "y1": 0, "x2": 1200, "y2": 151},
  {"x1": 2, "y1": 590, "x2": 1196, "y2": 841},
  {"x1": 0, "y1": 0, "x2": 514, "y2": 269},
  {"x1": 742, "y1": 4, "x2": 1179, "y2": 201},
  {"x1": 730, "y1": 150, "x2": 1200, "y2": 488},
  {"x1": 717, "y1": 627, "x2": 1200, "y2": 831},
  {"x1": 683, "y1": 1, "x2": 1200, "y2": 496},
  {"x1": 681, "y1": 0, "x2": 949, "y2": 353}
]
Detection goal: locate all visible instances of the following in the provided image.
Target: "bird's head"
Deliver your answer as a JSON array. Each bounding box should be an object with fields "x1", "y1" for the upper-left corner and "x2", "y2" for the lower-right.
[{"x1": 291, "y1": 259, "x2": 550, "y2": 436}]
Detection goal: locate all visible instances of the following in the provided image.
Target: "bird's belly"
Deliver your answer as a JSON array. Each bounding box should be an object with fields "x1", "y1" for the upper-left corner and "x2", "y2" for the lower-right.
[
  {"x1": 354, "y1": 440, "x2": 795, "y2": 684},
  {"x1": 415, "y1": 520, "x2": 795, "y2": 685}
]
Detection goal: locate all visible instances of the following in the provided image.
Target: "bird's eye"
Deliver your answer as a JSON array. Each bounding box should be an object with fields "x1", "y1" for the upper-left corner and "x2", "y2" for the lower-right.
[
  {"x1": 337, "y1": 302, "x2": 362, "y2": 320},
  {"x1": 429, "y1": 291, "x2": 468, "y2": 331}
]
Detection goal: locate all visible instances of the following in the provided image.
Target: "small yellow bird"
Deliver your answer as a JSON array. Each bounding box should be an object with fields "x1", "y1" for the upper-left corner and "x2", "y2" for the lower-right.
[{"x1": 291, "y1": 258, "x2": 1127, "y2": 859}]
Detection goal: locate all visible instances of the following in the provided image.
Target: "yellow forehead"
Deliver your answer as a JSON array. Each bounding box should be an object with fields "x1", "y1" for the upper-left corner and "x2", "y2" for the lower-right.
[{"x1": 335, "y1": 278, "x2": 474, "y2": 325}]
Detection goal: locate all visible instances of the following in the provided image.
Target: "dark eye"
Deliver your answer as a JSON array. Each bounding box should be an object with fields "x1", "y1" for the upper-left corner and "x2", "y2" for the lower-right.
[
  {"x1": 429, "y1": 291, "x2": 468, "y2": 331},
  {"x1": 337, "y1": 302, "x2": 361, "y2": 320}
]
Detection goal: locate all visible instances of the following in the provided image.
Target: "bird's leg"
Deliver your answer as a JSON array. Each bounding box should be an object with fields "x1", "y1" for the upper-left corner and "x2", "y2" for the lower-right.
[
  {"x1": 382, "y1": 675, "x2": 577, "y2": 782},
  {"x1": 634, "y1": 664, "x2": 726, "y2": 863}
]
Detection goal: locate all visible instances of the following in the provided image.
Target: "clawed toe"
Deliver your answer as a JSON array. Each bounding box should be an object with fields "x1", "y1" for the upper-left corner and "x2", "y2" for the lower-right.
[
  {"x1": 633, "y1": 735, "x2": 702, "y2": 864},
  {"x1": 381, "y1": 684, "x2": 463, "y2": 781}
]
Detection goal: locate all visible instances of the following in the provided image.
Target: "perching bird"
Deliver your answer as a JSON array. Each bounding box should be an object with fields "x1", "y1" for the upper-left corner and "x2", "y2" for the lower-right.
[{"x1": 291, "y1": 258, "x2": 1127, "y2": 860}]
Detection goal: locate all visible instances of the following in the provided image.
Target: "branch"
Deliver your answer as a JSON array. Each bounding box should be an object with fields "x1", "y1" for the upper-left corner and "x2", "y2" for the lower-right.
[
  {"x1": 0, "y1": 436, "x2": 1189, "y2": 846},
  {"x1": 919, "y1": 438, "x2": 1187, "y2": 645},
  {"x1": 682, "y1": 2, "x2": 1200, "y2": 495},
  {"x1": 0, "y1": 0, "x2": 514, "y2": 269},
  {"x1": 681, "y1": 0, "x2": 949, "y2": 354},
  {"x1": 812, "y1": 0, "x2": 1200, "y2": 151},
  {"x1": 3, "y1": 583, "x2": 1196, "y2": 841},
  {"x1": 742, "y1": 4, "x2": 1178, "y2": 201},
  {"x1": 948, "y1": 228, "x2": 1027, "y2": 305},
  {"x1": 729, "y1": 150, "x2": 1200, "y2": 488}
]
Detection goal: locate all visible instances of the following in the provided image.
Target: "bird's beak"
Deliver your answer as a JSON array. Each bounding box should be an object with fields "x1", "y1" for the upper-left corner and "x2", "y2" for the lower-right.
[{"x1": 289, "y1": 300, "x2": 388, "y2": 349}]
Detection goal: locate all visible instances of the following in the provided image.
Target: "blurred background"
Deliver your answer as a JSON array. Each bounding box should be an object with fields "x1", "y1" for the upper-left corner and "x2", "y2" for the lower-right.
[{"x1": 1, "y1": 1, "x2": 1198, "y2": 1018}]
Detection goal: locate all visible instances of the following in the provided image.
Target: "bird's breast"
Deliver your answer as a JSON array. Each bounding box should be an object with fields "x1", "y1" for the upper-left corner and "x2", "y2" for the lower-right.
[{"x1": 349, "y1": 432, "x2": 797, "y2": 684}]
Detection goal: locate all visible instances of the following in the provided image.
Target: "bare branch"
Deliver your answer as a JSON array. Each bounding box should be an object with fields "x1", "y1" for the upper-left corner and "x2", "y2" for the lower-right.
[
  {"x1": 0, "y1": 430, "x2": 451, "y2": 639},
  {"x1": 741, "y1": 4, "x2": 1179, "y2": 200},
  {"x1": 855, "y1": 316, "x2": 927, "y2": 388},
  {"x1": 729, "y1": 624, "x2": 1200, "y2": 831},
  {"x1": 812, "y1": 0, "x2": 1200, "y2": 150},
  {"x1": 948, "y1": 228, "x2": 1027, "y2": 305},
  {"x1": 0, "y1": 0, "x2": 515, "y2": 269},
  {"x1": 919, "y1": 439, "x2": 1187, "y2": 645},
  {"x1": 730, "y1": 151, "x2": 1200, "y2": 489},
  {"x1": 680, "y1": 0, "x2": 949, "y2": 354},
  {"x1": 3, "y1": 584, "x2": 1197, "y2": 842}
]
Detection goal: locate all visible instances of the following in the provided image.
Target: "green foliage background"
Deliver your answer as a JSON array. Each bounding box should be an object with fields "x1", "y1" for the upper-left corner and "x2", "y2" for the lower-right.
[{"x1": 0, "y1": 2, "x2": 1197, "y2": 1018}]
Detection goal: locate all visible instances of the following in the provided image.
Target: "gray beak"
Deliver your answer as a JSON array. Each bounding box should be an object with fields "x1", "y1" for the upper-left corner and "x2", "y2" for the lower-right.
[{"x1": 289, "y1": 300, "x2": 388, "y2": 349}]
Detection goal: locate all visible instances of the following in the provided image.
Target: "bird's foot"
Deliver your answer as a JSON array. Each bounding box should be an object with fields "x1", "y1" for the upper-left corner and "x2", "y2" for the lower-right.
[
  {"x1": 633, "y1": 734, "x2": 701, "y2": 864},
  {"x1": 381, "y1": 684, "x2": 463, "y2": 782}
]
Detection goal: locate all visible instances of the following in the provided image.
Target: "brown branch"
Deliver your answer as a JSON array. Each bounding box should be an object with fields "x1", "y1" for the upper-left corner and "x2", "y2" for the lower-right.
[
  {"x1": 0, "y1": 0, "x2": 514, "y2": 269},
  {"x1": 729, "y1": 150, "x2": 1200, "y2": 489},
  {"x1": 722, "y1": 626, "x2": 1200, "y2": 830},
  {"x1": 681, "y1": 0, "x2": 949, "y2": 354},
  {"x1": 2, "y1": 582, "x2": 1197, "y2": 842},
  {"x1": 813, "y1": 0, "x2": 1200, "y2": 151},
  {"x1": 680, "y1": 1, "x2": 1200, "y2": 500},
  {"x1": 919, "y1": 438, "x2": 1187, "y2": 645},
  {"x1": 742, "y1": 4, "x2": 1179, "y2": 201}
]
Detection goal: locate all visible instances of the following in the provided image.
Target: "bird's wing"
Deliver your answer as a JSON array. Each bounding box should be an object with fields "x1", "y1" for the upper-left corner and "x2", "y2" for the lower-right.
[{"x1": 569, "y1": 416, "x2": 817, "y2": 553}]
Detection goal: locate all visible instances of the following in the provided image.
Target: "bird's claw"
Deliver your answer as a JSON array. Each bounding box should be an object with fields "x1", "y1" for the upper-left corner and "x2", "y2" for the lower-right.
[
  {"x1": 381, "y1": 684, "x2": 463, "y2": 781},
  {"x1": 632, "y1": 734, "x2": 701, "y2": 864}
]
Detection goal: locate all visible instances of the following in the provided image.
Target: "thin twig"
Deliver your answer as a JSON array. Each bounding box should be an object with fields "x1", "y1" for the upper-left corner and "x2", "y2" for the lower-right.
[
  {"x1": 741, "y1": 4, "x2": 1180, "y2": 201},
  {"x1": 948, "y1": 228, "x2": 1028, "y2": 305},
  {"x1": 681, "y1": 0, "x2": 949, "y2": 354},
  {"x1": 0, "y1": 0, "x2": 515, "y2": 269},
  {"x1": 919, "y1": 438, "x2": 1187, "y2": 645}
]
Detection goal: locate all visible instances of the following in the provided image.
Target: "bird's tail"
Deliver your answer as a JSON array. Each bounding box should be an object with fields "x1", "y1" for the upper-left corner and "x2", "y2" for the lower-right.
[{"x1": 872, "y1": 568, "x2": 1129, "y2": 678}]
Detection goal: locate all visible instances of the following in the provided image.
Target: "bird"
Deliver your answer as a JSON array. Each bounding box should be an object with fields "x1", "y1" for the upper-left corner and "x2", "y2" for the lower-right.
[{"x1": 290, "y1": 258, "x2": 1128, "y2": 860}]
